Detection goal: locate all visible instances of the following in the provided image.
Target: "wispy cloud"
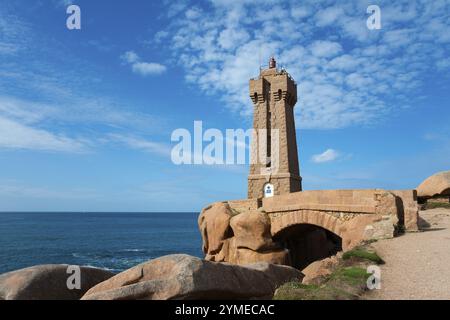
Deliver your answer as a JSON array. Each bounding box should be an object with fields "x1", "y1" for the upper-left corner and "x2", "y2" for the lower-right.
[
  {"x1": 52, "y1": 0, "x2": 74, "y2": 8},
  {"x1": 158, "y1": 0, "x2": 450, "y2": 129},
  {"x1": 0, "y1": 180, "x2": 98, "y2": 200},
  {"x1": 0, "y1": 8, "x2": 167, "y2": 154},
  {"x1": 0, "y1": 11, "x2": 29, "y2": 56},
  {"x1": 121, "y1": 51, "x2": 167, "y2": 76},
  {"x1": 311, "y1": 149, "x2": 340, "y2": 163},
  {"x1": 108, "y1": 134, "x2": 172, "y2": 157},
  {"x1": 0, "y1": 95, "x2": 169, "y2": 155},
  {"x1": 0, "y1": 116, "x2": 87, "y2": 153}
]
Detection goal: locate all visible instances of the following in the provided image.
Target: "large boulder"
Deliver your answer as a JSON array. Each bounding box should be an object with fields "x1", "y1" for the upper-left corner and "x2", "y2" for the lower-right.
[
  {"x1": 301, "y1": 254, "x2": 341, "y2": 285},
  {"x1": 0, "y1": 265, "x2": 114, "y2": 300},
  {"x1": 198, "y1": 202, "x2": 233, "y2": 257},
  {"x1": 199, "y1": 205, "x2": 290, "y2": 265},
  {"x1": 417, "y1": 171, "x2": 450, "y2": 199},
  {"x1": 230, "y1": 210, "x2": 276, "y2": 251},
  {"x1": 81, "y1": 254, "x2": 302, "y2": 300},
  {"x1": 229, "y1": 246, "x2": 290, "y2": 266}
]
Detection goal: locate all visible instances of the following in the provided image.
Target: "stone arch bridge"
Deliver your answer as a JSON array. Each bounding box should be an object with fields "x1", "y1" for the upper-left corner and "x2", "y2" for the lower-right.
[{"x1": 199, "y1": 189, "x2": 419, "y2": 269}]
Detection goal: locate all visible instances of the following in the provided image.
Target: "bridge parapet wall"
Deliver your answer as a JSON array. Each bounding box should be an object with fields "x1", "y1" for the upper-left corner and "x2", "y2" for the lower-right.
[
  {"x1": 228, "y1": 199, "x2": 261, "y2": 213},
  {"x1": 262, "y1": 189, "x2": 397, "y2": 215}
]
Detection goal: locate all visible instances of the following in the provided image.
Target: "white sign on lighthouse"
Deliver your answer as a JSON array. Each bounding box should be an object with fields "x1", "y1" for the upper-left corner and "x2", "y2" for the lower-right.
[{"x1": 264, "y1": 183, "x2": 274, "y2": 198}]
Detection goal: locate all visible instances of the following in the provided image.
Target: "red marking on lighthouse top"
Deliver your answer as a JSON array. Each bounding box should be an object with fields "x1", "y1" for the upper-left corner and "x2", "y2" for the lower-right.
[{"x1": 269, "y1": 56, "x2": 276, "y2": 69}]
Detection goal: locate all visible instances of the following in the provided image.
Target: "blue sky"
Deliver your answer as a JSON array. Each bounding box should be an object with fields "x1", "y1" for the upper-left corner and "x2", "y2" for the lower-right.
[{"x1": 0, "y1": 0, "x2": 449, "y2": 212}]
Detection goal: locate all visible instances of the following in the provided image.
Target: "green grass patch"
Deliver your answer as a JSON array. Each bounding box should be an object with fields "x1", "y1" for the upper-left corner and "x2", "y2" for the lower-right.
[
  {"x1": 330, "y1": 267, "x2": 371, "y2": 286},
  {"x1": 274, "y1": 246, "x2": 383, "y2": 300},
  {"x1": 273, "y1": 267, "x2": 370, "y2": 300},
  {"x1": 281, "y1": 282, "x2": 320, "y2": 290},
  {"x1": 273, "y1": 282, "x2": 356, "y2": 300},
  {"x1": 425, "y1": 202, "x2": 450, "y2": 210},
  {"x1": 342, "y1": 248, "x2": 384, "y2": 264}
]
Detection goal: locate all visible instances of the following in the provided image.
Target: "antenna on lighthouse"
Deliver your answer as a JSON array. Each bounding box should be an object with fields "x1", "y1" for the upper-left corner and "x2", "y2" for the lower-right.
[{"x1": 258, "y1": 48, "x2": 262, "y2": 75}]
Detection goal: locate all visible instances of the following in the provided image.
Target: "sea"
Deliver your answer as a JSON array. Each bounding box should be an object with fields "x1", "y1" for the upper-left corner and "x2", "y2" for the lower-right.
[{"x1": 0, "y1": 212, "x2": 202, "y2": 274}]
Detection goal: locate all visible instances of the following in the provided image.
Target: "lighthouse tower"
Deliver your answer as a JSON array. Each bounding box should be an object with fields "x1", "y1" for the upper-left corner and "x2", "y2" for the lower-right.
[{"x1": 248, "y1": 57, "x2": 302, "y2": 199}]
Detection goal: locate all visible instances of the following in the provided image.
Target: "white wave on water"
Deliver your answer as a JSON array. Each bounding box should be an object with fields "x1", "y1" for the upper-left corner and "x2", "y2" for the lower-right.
[
  {"x1": 84, "y1": 265, "x2": 118, "y2": 272},
  {"x1": 121, "y1": 249, "x2": 146, "y2": 253}
]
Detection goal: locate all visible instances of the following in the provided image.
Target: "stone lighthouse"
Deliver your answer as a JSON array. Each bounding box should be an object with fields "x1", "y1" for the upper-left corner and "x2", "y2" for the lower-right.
[{"x1": 248, "y1": 57, "x2": 302, "y2": 199}]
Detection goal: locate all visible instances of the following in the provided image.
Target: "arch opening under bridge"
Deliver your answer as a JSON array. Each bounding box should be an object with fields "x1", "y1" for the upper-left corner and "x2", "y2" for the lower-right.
[{"x1": 273, "y1": 223, "x2": 342, "y2": 270}]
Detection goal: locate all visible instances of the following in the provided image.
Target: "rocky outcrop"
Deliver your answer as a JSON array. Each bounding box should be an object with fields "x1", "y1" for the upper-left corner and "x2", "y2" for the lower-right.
[
  {"x1": 200, "y1": 189, "x2": 407, "y2": 267},
  {"x1": 301, "y1": 254, "x2": 341, "y2": 285},
  {"x1": 81, "y1": 254, "x2": 302, "y2": 300},
  {"x1": 199, "y1": 203, "x2": 289, "y2": 265},
  {"x1": 228, "y1": 210, "x2": 290, "y2": 265},
  {"x1": 228, "y1": 242, "x2": 290, "y2": 265},
  {"x1": 417, "y1": 171, "x2": 450, "y2": 199},
  {"x1": 0, "y1": 265, "x2": 114, "y2": 300},
  {"x1": 198, "y1": 202, "x2": 233, "y2": 259},
  {"x1": 231, "y1": 210, "x2": 274, "y2": 251}
]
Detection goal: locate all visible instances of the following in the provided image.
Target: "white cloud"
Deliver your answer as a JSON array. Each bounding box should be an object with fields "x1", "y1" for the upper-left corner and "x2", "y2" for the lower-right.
[
  {"x1": 312, "y1": 149, "x2": 340, "y2": 163},
  {"x1": 185, "y1": 7, "x2": 202, "y2": 20},
  {"x1": 121, "y1": 51, "x2": 167, "y2": 76},
  {"x1": 0, "y1": 43, "x2": 19, "y2": 55},
  {"x1": 436, "y1": 58, "x2": 450, "y2": 70},
  {"x1": 166, "y1": 0, "x2": 189, "y2": 18},
  {"x1": 157, "y1": 0, "x2": 450, "y2": 129},
  {"x1": 0, "y1": 94, "x2": 163, "y2": 134},
  {"x1": 218, "y1": 28, "x2": 250, "y2": 50},
  {"x1": 0, "y1": 181, "x2": 97, "y2": 200},
  {"x1": 309, "y1": 40, "x2": 342, "y2": 58},
  {"x1": 121, "y1": 51, "x2": 139, "y2": 64},
  {"x1": 0, "y1": 13, "x2": 29, "y2": 56},
  {"x1": 0, "y1": 95, "x2": 89, "y2": 153},
  {"x1": 314, "y1": 6, "x2": 343, "y2": 27},
  {"x1": 154, "y1": 31, "x2": 169, "y2": 43},
  {"x1": 53, "y1": 0, "x2": 74, "y2": 7},
  {"x1": 291, "y1": 6, "x2": 312, "y2": 19},
  {"x1": 0, "y1": 116, "x2": 86, "y2": 153},
  {"x1": 383, "y1": 29, "x2": 415, "y2": 48},
  {"x1": 0, "y1": 12, "x2": 167, "y2": 156},
  {"x1": 0, "y1": 94, "x2": 167, "y2": 154},
  {"x1": 132, "y1": 62, "x2": 167, "y2": 76},
  {"x1": 0, "y1": 96, "x2": 53, "y2": 124},
  {"x1": 108, "y1": 134, "x2": 171, "y2": 156},
  {"x1": 328, "y1": 54, "x2": 360, "y2": 70}
]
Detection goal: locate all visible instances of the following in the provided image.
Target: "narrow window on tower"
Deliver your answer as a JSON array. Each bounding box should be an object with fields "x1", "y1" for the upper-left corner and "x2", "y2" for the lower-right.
[
  {"x1": 266, "y1": 83, "x2": 272, "y2": 168},
  {"x1": 267, "y1": 111, "x2": 271, "y2": 168}
]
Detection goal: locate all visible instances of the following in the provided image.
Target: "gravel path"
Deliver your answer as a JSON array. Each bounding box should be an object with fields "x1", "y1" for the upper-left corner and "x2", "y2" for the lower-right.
[{"x1": 366, "y1": 208, "x2": 450, "y2": 300}]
